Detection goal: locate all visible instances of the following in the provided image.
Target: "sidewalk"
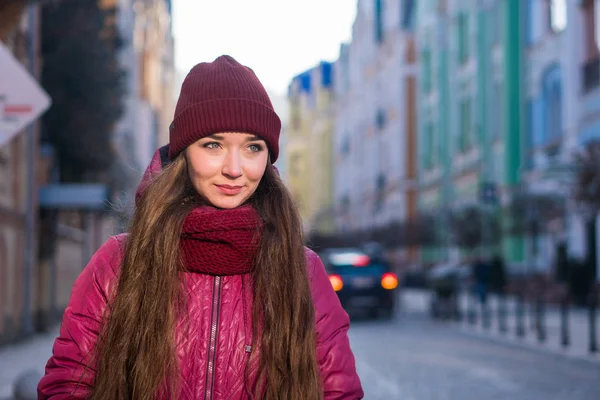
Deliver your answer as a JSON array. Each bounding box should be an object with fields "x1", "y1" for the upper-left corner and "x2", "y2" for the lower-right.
[
  {"x1": 401, "y1": 289, "x2": 600, "y2": 365},
  {"x1": 0, "y1": 325, "x2": 58, "y2": 399},
  {"x1": 455, "y1": 292, "x2": 600, "y2": 365}
]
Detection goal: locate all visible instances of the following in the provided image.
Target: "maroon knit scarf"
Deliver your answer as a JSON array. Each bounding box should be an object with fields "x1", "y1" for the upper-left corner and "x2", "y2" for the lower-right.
[{"x1": 180, "y1": 204, "x2": 263, "y2": 275}]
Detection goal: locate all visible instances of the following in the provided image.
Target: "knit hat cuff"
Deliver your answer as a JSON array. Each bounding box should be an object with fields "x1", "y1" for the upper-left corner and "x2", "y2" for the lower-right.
[{"x1": 168, "y1": 98, "x2": 281, "y2": 161}]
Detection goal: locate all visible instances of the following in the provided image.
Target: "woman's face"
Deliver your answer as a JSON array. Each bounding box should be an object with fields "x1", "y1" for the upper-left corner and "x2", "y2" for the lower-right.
[{"x1": 185, "y1": 132, "x2": 269, "y2": 209}]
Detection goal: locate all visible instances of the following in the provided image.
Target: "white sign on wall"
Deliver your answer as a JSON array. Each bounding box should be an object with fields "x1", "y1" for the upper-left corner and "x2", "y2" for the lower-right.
[{"x1": 0, "y1": 41, "x2": 51, "y2": 147}]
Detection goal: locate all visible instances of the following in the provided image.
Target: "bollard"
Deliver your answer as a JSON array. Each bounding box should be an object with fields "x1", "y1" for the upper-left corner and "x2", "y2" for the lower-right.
[
  {"x1": 453, "y1": 293, "x2": 462, "y2": 322},
  {"x1": 482, "y1": 302, "x2": 491, "y2": 330},
  {"x1": 589, "y1": 291, "x2": 598, "y2": 354},
  {"x1": 560, "y1": 297, "x2": 570, "y2": 348},
  {"x1": 13, "y1": 369, "x2": 42, "y2": 400},
  {"x1": 468, "y1": 292, "x2": 477, "y2": 325},
  {"x1": 498, "y1": 294, "x2": 507, "y2": 334},
  {"x1": 516, "y1": 294, "x2": 525, "y2": 338},
  {"x1": 535, "y1": 295, "x2": 546, "y2": 343},
  {"x1": 530, "y1": 300, "x2": 537, "y2": 332}
]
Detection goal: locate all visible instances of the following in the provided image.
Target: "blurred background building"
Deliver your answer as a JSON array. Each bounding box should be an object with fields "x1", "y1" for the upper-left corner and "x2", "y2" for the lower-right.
[
  {"x1": 0, "y1": 0, "x2": 47, "y2": 343},
  {"x1": 286, "y1": 61, "x2": 335, "y2": 233},
  {"x1": 332, "y1": 0, "x2": 417, "y2": 247},
  {"x1": 0, "y1": 0, "x2": 176, "y2": 344},
  {"x1": 288, "y1": 0, "x2": 600, "y2": 295},
  {"x1": 107, "y1": 0, "x2": 176, "y2": 205}
]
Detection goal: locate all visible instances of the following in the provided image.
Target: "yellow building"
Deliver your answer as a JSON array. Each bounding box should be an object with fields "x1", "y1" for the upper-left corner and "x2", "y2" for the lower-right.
[{"x1": 285, "y1": 62, "x2": 335, "y2": 234}]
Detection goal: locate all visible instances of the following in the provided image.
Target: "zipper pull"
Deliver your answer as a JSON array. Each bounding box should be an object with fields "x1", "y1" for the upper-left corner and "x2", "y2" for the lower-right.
[{"x1": 245, "y1": 345, "x2": 252, "y2": 353}]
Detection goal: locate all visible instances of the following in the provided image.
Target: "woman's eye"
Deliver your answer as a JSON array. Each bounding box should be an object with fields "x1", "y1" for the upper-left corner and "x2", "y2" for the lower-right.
[
  {"x1": 248, "y1": 143, "x2": 264, "y2": 152},
  {"x1": 202, "y1": 142, "x2": 220, "y2": 149}
]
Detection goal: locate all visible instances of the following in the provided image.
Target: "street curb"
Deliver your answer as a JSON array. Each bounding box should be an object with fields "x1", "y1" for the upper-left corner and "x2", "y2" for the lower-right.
[{"x1": 450, "y1": 323, "x2": 600, "y2": 367}]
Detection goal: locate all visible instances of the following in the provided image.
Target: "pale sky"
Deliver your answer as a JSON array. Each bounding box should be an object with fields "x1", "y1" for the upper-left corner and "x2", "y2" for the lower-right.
[{"x1": 172, "y1": 0, "x2": 357, "y2": 97}]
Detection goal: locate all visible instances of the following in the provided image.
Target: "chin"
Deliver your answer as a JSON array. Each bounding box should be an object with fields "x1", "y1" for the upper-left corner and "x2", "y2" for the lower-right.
[{"x1": 209, "y1": 196, "x2": 246, "y2": 210}]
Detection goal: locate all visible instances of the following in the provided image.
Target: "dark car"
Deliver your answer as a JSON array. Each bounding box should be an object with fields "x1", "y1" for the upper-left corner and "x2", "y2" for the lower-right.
[{"x1": 320, "y1": 248, "x2": 398, "y2": 319}]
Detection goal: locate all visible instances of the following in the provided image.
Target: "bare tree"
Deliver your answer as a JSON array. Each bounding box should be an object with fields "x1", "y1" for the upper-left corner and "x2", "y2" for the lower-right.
[
  {"x1": 573, "y1": 141, "x2": 600, "y2": 220},
  {"x1": 506, "y1": 189, "x2": 565, "y2": 237},
  {"x1": 450, "y1": 204, "x2": 500, "y2": 255},
  {"x1": 572, "y1": 140, "x2": 600, "y2": 283}
]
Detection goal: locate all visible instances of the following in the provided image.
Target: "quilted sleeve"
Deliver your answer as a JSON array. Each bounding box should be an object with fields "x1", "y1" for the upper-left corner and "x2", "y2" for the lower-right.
[
  {"x1": 37, "y1": 235, "x2": 124, "y2": 399},
  {"x1": 306, "y1": 249, "x2": 364, "y2": 400}
]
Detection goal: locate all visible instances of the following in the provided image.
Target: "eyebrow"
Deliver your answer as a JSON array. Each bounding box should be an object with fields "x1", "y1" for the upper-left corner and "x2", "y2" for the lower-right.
[{"x1": 206, "y1": 134, "x2": 264, "y2": 142}]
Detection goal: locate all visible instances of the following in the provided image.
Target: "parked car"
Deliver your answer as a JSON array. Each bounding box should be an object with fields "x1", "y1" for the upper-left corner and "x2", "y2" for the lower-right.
[{"x1": 320, "y1": 248, "x2": 399, "y2": 319}]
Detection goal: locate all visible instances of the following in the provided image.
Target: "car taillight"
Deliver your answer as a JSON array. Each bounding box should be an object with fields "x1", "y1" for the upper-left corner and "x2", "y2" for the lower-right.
[
  {"x1": 329, "y1": 274, "x2": 343, "y2": 291},
  {"x1": 381, "y1": 273, "x2": 398, "y2": 290},
  {"x1": 353, "y1": 255, "x2": 370, "y2": 267}
]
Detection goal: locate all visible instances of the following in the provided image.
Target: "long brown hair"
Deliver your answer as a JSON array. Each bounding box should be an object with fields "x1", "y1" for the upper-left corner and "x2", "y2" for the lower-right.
[{"x1": 89, "y1": 155, "x2": 322, "y2": 399}]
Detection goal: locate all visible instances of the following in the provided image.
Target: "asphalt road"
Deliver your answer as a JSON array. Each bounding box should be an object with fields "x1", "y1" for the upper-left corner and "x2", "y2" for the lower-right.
[{"x1": 349, "y1": 308, "x2": 600, "y2": 400}]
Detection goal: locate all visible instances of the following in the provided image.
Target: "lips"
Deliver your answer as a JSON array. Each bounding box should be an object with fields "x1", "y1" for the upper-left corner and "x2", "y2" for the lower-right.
[{"x1": 216, "y1": 184, "x2": 243, "y2": 195}]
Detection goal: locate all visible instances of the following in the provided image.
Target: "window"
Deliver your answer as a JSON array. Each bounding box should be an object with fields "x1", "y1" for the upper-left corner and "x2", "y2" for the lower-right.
[
  {"x1": 376, "y1": 108, "x2": 386, "y2": 130},
  {"x1": 401, "y1": 0, "x2": 416, "y2": 30},
  {"x1": 526, "y1": 0, "x2": 543, "y2": 44},
  {"x1": 549, "y1": 0, "x2": 567, "y2": 33},
  {"x1": 583, "y1": 0, "x2": 600, "y2": 62},
  {"x1": 459, "y1": 98, "x2": 472, "y2": 152},
  {"x1": 375, "y1": 0, "x2": 384, "y2": 43},
  {"x1": 373, "y1": 173, "x2": 387, "y2": 213},
  {"x1": 582, "y1": 0, "x2": 600, "y2": 92},
  {"x1": 490, "y1": 1, "x2": 502, "y2": 45},
  {"x1": 340, "y1": 134, "x2": 351, "y2": 156},
  {"x1": 543, "y1": 65, "x2": 562, "y2": 140},
  {"x1": 490, "y1": 81, "x2": 503, "y2": 140},
  {"x1": 341, "y1": 195, "x2": 350, "y2": 214},
  {"x1": 422, "y1": 49, "x2": 432, "y2": 92},
  {"x1": 424, "y1": 123, "x2": 435, "y2": 169},
  {"x1": 457, "y1": 12, "x2": 469, "y2": 64},
  {"x1": 525, "y1": 100, "x2": 535, "y2": 170}
]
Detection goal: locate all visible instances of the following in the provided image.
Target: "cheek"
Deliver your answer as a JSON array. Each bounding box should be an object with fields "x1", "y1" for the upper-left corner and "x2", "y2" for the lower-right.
[
  {"x1": 188, "y1": 157, "x2": 219, "y2": 180},
  {"x1": 246, "y1": 158, "x2": 268, "y2": 181}
]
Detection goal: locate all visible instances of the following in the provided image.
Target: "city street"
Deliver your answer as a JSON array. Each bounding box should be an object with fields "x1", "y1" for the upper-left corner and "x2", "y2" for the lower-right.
[
  {"x1": 1, "y1": 291, "x2": 599, "y2": 399},
  {"x1": 350, "y1": 298, "x2": 600, "y2": 400}
]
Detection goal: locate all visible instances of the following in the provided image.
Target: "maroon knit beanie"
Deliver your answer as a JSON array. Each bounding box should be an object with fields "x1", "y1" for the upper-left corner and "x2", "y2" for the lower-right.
[{"x1": 168, "y1": 55, "x2": 281, "y2": 162}]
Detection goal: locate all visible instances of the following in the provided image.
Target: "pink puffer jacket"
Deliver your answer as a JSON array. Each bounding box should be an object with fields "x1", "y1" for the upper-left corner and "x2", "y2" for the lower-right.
[{"x1": 38, "y1": 149, "x2": 364, "y2": 399}]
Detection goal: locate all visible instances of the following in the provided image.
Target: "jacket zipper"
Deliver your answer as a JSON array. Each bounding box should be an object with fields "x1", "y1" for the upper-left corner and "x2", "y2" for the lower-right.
[{"x1": 204, "y1": 276, "x2": 222, "y2": 400}]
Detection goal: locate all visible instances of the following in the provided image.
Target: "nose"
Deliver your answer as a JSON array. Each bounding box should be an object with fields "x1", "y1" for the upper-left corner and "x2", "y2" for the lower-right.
[{"x1": 222, "y1": 149, "x2": 242, "y2": 179}]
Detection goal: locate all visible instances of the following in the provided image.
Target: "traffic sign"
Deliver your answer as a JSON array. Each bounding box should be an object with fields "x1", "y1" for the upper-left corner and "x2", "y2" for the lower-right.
[{"x1": 0, "y1": 41, "x2": 51, "y2": 147}]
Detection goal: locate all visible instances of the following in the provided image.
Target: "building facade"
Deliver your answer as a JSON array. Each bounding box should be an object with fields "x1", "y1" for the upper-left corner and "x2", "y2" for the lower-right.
[
  {"x1": 416, "y1": 0, "x2": 525, "y2": 265},
  {"x1": 522, "y1": 0, "x2": 600, "y2": 273},
  {"x1": 333, "y1": 0, "x2": 418, "y2": 236},
  {"x1": 0, "y1": 0, "x2": 46, "y2": 342},
  {"x1": 415, "y1": 0, "x2": 600, "y2": 274},
  {"x1": 134, "y1": 0, "x2": 176, "y2": 156},
  {"x1": 101, "y1": 0, "x2": 176, "y2": 211},
  {"x1": 286, "y1": 61, "x2": 335, "y2": 233}
]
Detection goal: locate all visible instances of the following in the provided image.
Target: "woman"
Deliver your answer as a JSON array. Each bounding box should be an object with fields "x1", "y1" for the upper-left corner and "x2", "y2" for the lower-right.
[{"x1": 37, "y1": 55, "x2": 363, "y2": 399}]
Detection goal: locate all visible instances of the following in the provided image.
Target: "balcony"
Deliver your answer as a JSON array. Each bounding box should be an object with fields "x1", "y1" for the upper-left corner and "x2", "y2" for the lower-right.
[{"x1": 582, "y1": 57, "x2": 600, "y2": 94}]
